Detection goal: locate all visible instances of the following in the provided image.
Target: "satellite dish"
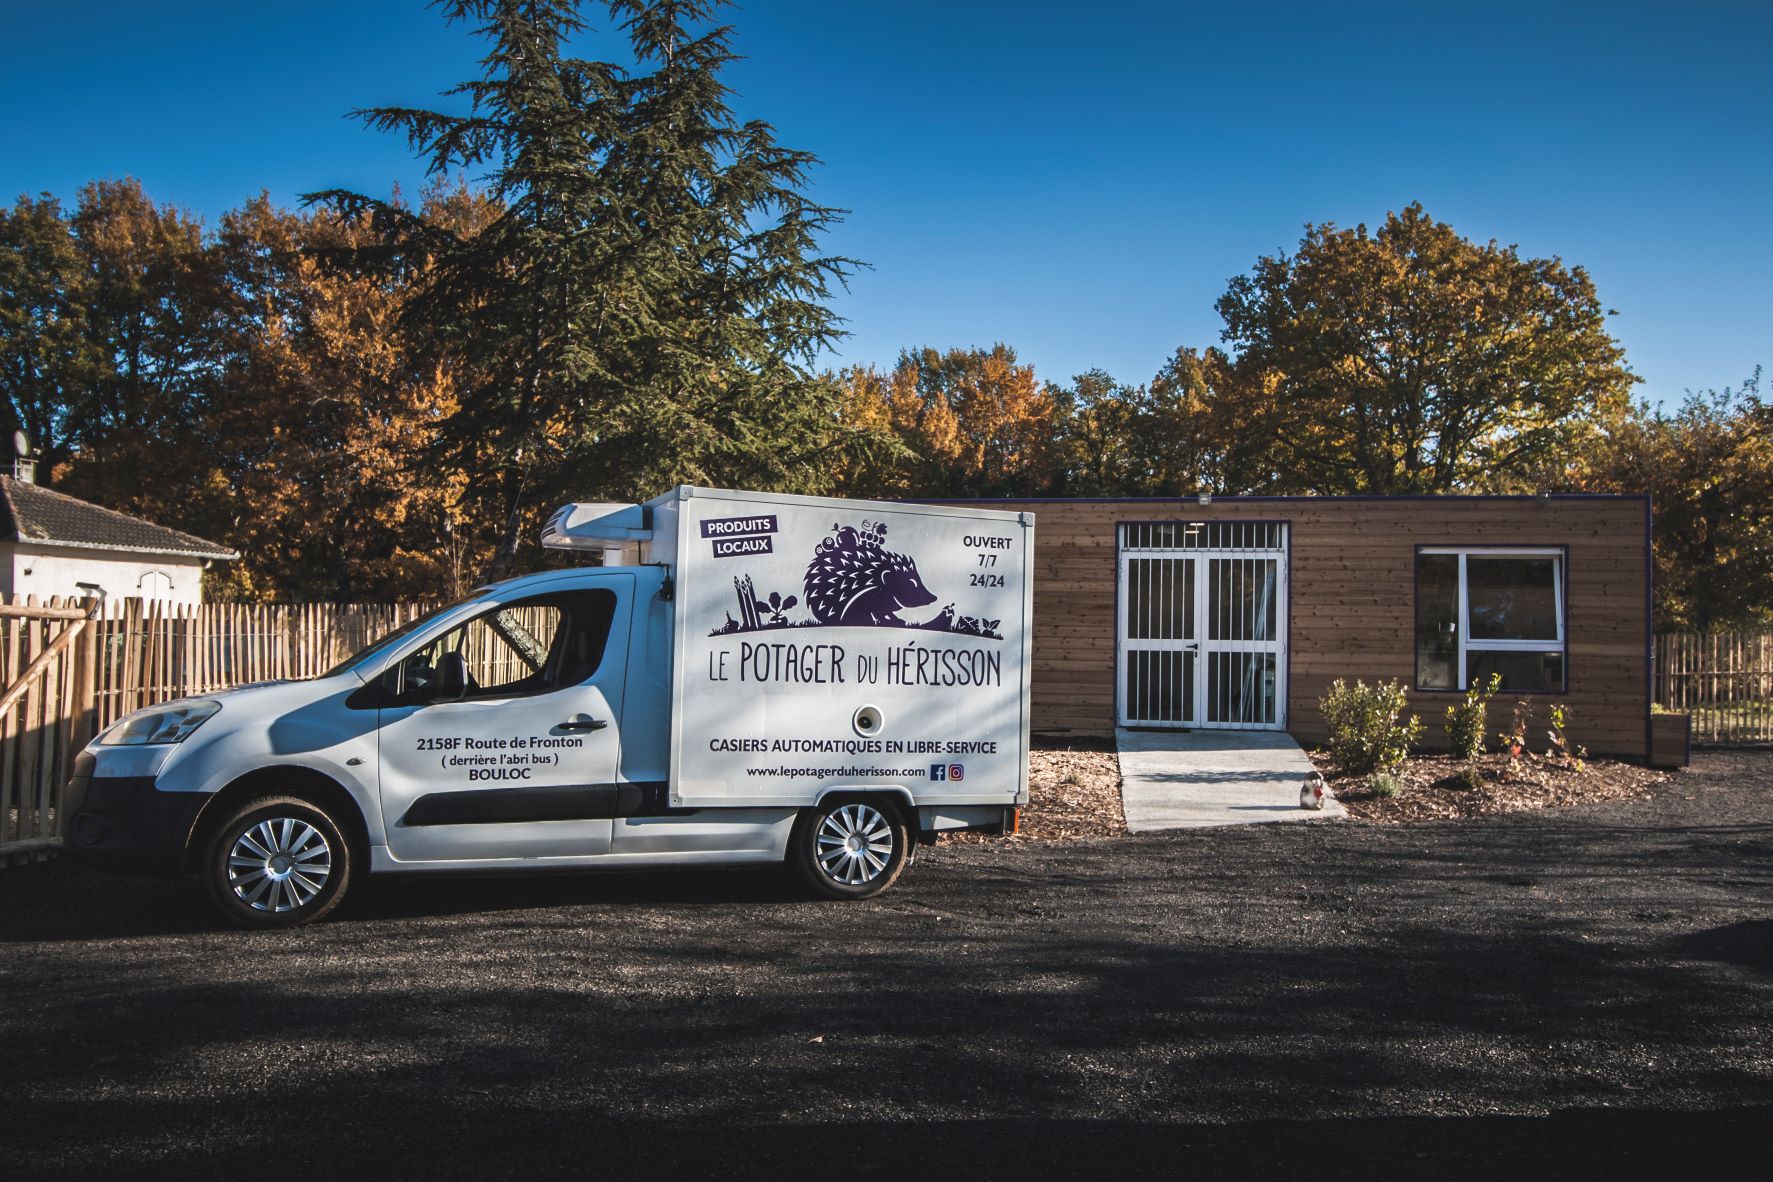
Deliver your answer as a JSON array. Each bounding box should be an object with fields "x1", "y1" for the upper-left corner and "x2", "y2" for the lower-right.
[{"x1": 10, "y1": 430, "x2": 26, "y2": 458}]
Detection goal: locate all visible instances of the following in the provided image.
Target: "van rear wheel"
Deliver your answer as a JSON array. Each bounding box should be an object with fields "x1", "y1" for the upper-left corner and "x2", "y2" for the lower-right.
[
  {"x1": 792, "y1": 797, "x2": 909, "y2": 899},
  {"x1": 202, "y1": 796, "x2": 353, "y2": 929}
]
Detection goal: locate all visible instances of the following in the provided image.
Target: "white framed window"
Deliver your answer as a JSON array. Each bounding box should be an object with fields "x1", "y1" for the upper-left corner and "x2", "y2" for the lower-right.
[{"x1": 1416, "y1": 547, "x2": 1566, "y2": 693}]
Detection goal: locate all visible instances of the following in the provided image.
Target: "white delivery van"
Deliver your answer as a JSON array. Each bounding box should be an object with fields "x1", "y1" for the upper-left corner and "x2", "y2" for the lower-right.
[{"x1": 63, "y1": 487, "x2": 1033, "y2": 927}]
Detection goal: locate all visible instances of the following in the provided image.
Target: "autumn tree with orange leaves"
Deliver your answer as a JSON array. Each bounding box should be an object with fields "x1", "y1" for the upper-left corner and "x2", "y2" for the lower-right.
[
  {"x1": 0, "y1": 178, "x2": 506, "y2": 601},
  {"x1": 838, "y1": 345, "x2": 1057, "y2": 498},
  {"x1": 204, "y1": 186, "x2": 500, "y2": 600}
]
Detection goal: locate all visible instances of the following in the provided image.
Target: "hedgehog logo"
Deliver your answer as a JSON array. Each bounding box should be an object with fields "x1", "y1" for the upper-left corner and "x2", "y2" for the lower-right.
[
  {"x1": 709, "y1": 518, "x2": 1003, "y2": 639},
  {"x1": 803, "y1": 519, "x2": 938, "y2": 627}
]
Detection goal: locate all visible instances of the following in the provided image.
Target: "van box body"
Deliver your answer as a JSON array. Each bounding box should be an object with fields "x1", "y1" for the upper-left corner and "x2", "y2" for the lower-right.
[{"x1": 549, "y1": 486, "x2": 1034, "y2": 811}]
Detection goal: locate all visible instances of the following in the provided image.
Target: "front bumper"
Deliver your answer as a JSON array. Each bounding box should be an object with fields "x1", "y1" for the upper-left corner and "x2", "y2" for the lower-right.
[{"x1": 62, "y1": 752, "x2": 208, "y2": 876}]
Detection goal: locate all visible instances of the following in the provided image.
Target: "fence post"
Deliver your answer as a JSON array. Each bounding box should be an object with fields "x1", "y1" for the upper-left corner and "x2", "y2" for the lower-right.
[
  {"x1": 120, "y1": 598, "x2": 143, "y2": 714},
  {"x1": 19, "y1": 597, "x2": 43, "y2": 841},
  {"x1": 0, "y1": 598, "x2": 16, "y2": 847},
  {"x1": 69, "y1": 598, "x2": 100, "y2": 755}
]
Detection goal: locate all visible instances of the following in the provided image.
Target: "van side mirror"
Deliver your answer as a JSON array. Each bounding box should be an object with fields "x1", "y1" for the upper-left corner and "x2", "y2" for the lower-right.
[{"x1": 434, "y1": 652, "x2": 469, "y2": 702}]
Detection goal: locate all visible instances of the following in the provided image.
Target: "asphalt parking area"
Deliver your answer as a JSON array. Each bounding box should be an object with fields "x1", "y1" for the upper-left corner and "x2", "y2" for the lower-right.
[{"x1": 2, "y1": 752, "x2": 1770, "y2": 1178}]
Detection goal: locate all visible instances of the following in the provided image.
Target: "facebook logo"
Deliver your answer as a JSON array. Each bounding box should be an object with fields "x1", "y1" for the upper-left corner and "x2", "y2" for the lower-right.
[{"x1": 930, "y1": 764, "x2": 946, "y2": 782}]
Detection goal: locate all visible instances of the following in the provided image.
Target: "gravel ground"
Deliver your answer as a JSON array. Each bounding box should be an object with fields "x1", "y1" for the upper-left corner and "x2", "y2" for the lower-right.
[
  {"x1": 944, "y1": 737, "x2": 1125, "y2": 843},
  {"x1": 1, "y1": 751, "x2": 1769, "y2": 1178}
]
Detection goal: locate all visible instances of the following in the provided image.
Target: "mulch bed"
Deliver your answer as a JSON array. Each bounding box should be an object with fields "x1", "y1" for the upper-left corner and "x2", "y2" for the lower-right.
[
  {"x1": 1311, "y1": 750, "x2": 1673, "y2": 823},
  {"x1": 940, "y1": 736, "x2": 1126, "y2": 843},
  {"x1": 942, "y1": 738, "x2": 1677, "y2": 841}
]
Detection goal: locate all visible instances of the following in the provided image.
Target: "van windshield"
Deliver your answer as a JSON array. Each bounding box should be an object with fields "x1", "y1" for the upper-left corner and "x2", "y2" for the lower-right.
[{"x1": 321, "y1": 595, "x2": 482, "y2": 679}]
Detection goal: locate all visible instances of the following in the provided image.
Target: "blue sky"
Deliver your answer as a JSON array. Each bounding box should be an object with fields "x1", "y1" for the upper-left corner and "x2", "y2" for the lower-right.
[{"x1": 2, "y1": 0, "x2": 1768, "y2": 405}]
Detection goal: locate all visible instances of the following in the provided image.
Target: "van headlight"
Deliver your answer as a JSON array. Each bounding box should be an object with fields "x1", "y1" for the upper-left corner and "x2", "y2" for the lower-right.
[{"x1": 98, "y1": 699, "x2": 222, "y2": 746}]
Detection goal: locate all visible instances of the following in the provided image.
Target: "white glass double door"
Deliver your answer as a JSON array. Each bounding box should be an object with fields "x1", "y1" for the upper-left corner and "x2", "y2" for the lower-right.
[{"x1": 1117, "y1": 549, "x2": 1287, "y2": 729}]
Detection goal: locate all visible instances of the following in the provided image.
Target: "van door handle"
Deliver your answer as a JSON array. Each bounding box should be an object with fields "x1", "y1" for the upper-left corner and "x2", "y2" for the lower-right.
[{"x1": 559, "y1": 716, "x2": 607, "y2": 732}]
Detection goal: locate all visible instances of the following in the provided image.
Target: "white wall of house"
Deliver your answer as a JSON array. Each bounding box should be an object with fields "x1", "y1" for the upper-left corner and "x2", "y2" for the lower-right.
[{"x1": 0, "y1": 543, "x2": 209, "y2": 607}]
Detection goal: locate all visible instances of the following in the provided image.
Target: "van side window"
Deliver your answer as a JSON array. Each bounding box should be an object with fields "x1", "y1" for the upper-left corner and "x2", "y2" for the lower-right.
[{"x1": 397, "y1": 589, "x2": 617, "y2": 701}]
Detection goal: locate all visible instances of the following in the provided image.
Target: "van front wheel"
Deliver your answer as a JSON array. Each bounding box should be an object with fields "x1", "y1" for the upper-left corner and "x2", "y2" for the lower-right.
[
  {"x1": 202, "y1": 796, "x2": 353, "y2": 928},
  {"x1": 792, "y1": 797, "x2": 909, "y2": 899}
]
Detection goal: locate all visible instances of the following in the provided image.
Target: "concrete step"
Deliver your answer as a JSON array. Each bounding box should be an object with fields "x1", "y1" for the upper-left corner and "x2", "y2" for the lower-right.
[{"x1": 1115, "y1": 728, "x2": 1346, "y2": 831}]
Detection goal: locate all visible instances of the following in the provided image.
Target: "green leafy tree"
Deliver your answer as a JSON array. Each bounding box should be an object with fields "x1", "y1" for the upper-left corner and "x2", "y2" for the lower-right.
[
  {"x1": 72, "y1": 179, "x2": 231, "y2": 454},
  {"x1": 1, "y1": 180, "x2": 232, "y2": 509},
  {"x1": 0, "y1": 193, "x2": 106, "y2": 472},
  {"x1": 311, "y1": 0, "x2": 870, "y2": 578},
  {"x1": 41, "y1": 180, "x2": 237, "y2": 530},
  {"x1": 1216, "y1": 202, "x2": 1637, "y2": 493},
  {"x1": 1050, "y1": 349, "x2": 1266, "y2": 497},
  {"x1": 1049, "y1": 368, "x2": 1144, "y2": 496},
  {"x1": 1577, "y1": 370, "x2": 1772, "y2": 630}
]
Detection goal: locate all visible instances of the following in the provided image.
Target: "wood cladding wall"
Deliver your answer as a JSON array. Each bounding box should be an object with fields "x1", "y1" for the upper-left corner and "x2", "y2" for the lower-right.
[{"x1": 942, "y1": 496, "x2": 1652, "y2": 757}]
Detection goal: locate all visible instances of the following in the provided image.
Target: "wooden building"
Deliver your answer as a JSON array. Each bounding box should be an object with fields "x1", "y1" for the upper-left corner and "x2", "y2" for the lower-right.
[{"x1": 948, "y1": 495, "x2": 1656, "y2": 759}]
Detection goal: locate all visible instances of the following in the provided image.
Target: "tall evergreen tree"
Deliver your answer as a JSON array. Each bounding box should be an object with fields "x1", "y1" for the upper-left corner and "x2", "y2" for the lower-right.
[{"x1": 311, "y1": 0, "x2": 869, "y2": 578}]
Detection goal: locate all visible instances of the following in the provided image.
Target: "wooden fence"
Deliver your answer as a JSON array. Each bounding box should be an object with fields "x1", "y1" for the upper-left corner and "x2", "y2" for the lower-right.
[
  {"x1": 91, "y1": 600, "x2": 436, "y2": 732},
  {"x1": 9, "y1": 609, "x2": 1772, "y2": 857},
  {"x1": 0, "y1": 597, "x2": 100, "y2": 863},
  {"x1": 1655, "y1": 632, "x2": 1773, "y2": 744},
  {"x1": 2, "y1": 597, "x2": 435, "y2": 863}
]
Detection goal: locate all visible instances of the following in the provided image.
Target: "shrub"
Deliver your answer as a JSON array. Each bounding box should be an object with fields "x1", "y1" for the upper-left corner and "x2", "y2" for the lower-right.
[
  {"x1": 1320, "y1": 678, "x2": 1423, "y2": 774},
  {"x1": 1444, "y1": 673, "x2": 1501, "y2": 759},
  {"x1": 1368, "y1": 770, "x2": 1402, "y2": 798},
  {"x1": 1546, "y1": 704, "x2": 1588, "y2": 771},
  {"x1": 1499, "y1": 698, "x2": 1533, "y2": 779},
  {"x1": 1444, "y1": 764, "x2": 1485, "y2": 792}
]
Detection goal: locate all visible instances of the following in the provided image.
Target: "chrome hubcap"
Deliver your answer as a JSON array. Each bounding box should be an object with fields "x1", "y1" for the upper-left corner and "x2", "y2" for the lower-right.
[
  {"x1": 227, "y1": 818, "x2": 332, "y2": 913},
  {"x1": 815, "y1": 804, "x2": 893, "y2": 886}
]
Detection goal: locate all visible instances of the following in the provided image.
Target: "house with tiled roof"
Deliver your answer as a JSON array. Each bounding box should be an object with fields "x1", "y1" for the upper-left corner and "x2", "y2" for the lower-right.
[{"x1": 0, "y1": 474, "x2": 236, "y2": 607}]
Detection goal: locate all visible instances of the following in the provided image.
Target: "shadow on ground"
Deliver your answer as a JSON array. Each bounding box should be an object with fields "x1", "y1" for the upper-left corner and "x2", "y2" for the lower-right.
[{"x1": 1, "y1": 752, "x2": 1770, "y2": 1176}]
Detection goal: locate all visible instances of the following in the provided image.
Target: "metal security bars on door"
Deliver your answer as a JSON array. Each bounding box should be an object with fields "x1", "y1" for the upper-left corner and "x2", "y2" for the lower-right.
[
  {"x1": 1204, "y1": 554, "x2": 1283, "y2": 726},
  {"x1": 1117, "y1": 522, "x2": 1288, "y2": 729},
  {"x1": 1121, "y1": 552, "x2": 1198, "y2": 725}
]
